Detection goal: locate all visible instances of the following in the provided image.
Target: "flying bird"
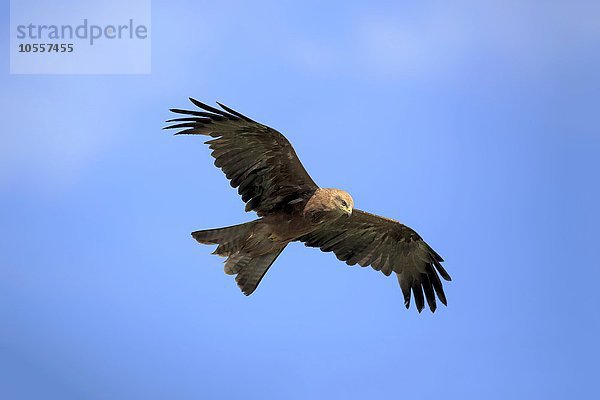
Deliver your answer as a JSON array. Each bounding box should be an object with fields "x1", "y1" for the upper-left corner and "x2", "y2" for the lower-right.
[{"x1": 165, "y1": 98, "x2": 451, "y2": 313}]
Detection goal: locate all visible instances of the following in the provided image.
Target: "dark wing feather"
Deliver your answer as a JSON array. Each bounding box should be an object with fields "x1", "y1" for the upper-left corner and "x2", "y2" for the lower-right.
[
  {"x1": 165, "y1": 98, "x2": 318, "y2": 216},
  {"x1": 299, "y1": 209, "x2": 451, "y2": 313}
]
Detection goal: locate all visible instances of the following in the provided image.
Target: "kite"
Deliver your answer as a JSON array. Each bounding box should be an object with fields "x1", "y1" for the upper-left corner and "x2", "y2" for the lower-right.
[{"x1": 165, "y1": 98, "x2": 451, "y2": 312}]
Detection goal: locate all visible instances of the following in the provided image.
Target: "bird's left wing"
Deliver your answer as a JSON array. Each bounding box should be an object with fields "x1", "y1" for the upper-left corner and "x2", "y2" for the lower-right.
[
  {"x1": 165, "y1": 98, "x2": 319, "y2": 216},
  {"x1": 299, "y1": 209, "x2": 451, "y2": 313}
]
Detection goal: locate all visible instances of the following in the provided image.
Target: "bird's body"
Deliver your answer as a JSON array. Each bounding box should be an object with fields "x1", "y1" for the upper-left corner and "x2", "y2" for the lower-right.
[
  {"x1": 192, "y1": 188, "x2": 354, "y2": 295},
  {"x1": 255, "y1": 188, "x2": 354, "y2": 243},
  {"x1": 165, "y1": 99, "x2": 451, "y2": 313}
]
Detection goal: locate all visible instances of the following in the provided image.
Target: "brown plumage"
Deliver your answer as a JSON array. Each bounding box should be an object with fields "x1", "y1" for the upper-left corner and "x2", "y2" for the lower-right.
[{"x1": 165, "y1": 98, "x2": 451, "y2": 313}]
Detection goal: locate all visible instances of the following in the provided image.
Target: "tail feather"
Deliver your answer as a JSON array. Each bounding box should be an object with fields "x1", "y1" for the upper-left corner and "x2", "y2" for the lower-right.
[
  {"x1": 192, "y1": 220, "x2": 285, "y2": 295},
  {"x1": 223, "y1": 252, "x2": 246, "y2": 275},
  {"x1": 230, "y1": 248, "x2": 286, "y2": 295},
  {"x1": 192, "y1": 220, "x2": 257, "y2": 256}
]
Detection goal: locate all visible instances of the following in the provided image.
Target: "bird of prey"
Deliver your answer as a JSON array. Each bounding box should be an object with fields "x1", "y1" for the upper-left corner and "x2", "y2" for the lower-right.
[{"x1": 165, "y1": 98, "x2": 451, "y2": 313}]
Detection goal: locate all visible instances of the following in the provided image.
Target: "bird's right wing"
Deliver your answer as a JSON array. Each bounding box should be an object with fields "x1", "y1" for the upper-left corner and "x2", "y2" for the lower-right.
[
  {"x1": 165, "y1": 98, "x2": 319, "y2": 216},
  {"x1": 299, "y1": 209, "x2": 451, "y2": 313}
]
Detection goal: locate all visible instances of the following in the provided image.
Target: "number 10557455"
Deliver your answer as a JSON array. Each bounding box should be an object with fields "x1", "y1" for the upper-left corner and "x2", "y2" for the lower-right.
[{"x1": 18, "y1": 43, "x2": 73, "y2": 53}]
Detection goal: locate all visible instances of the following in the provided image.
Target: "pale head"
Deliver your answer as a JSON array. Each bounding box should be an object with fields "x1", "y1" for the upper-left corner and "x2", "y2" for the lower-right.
[{"x1": 303, "y1": 188, "x2": 354, "y2": 223}]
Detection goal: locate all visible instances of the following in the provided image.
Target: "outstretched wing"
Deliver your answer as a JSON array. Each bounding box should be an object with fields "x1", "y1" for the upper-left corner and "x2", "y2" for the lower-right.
[
  {"x1": 165, "y1": 98, "x2": 318, "y2": 216},
  {"x1": 299, "y1": 209, "x2": 451, "y2": 313}
]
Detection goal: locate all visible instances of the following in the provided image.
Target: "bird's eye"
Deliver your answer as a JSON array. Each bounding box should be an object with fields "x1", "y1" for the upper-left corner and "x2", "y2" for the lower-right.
[{"x1": 341, "y1": 200, "x2": 348, "y2": 207}]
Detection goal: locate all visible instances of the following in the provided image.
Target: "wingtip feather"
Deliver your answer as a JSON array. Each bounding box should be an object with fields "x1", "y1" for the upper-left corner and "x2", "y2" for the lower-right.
[
  {"x1": 215, "y1": 101, "x2": 255, "y2": 122},
  {"x1": 189, "y1": 97, "x2": 231, "y2": 117}
]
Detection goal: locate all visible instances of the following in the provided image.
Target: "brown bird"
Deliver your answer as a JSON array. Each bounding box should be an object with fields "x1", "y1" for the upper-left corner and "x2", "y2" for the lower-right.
[{"x1": 165, "y1": 98, "x2": 451, "y2": 312}]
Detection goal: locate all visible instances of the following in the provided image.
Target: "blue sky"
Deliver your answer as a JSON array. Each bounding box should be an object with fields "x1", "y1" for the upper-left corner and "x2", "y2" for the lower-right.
[{"x1": 1, "y1": 1, "x2": 599, "y2": 399}]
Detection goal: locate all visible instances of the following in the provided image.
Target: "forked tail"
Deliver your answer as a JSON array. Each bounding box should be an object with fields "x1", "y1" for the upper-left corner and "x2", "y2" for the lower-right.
[{"x1": 191, "y1": 221, "x2": 286, "y2": 295}]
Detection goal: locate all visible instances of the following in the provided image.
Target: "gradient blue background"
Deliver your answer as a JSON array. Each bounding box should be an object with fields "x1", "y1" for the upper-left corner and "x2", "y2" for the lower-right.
[{"x1": 1, "y1": 1, "x2": 599, "y2": 399}]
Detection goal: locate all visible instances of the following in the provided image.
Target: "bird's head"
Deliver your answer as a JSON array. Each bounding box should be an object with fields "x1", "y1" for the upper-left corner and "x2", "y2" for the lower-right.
[
  {"x1": 304, "y1": 188, "x2": 354, "y2": 223},
  {"x1": 334, "y1": 190, "x2": 354, "y2": 217}
]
